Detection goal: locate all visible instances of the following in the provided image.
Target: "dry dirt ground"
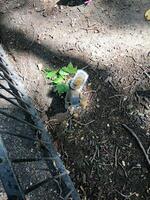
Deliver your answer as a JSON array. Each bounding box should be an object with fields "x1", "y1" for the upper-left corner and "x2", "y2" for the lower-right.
[{"x1": 0, "y1": 0, "x2": 150, "y2": 199}]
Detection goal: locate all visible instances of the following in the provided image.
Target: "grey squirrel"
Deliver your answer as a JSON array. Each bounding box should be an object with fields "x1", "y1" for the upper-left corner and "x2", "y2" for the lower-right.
[{"x1": 65, "y1": 70, "x2": 89, "y2": 110}]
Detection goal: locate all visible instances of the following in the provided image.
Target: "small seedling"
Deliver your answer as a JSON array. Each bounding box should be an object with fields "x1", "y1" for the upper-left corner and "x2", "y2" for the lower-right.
[{"x1": 44, "y1": 62, "x2": 77, "y2": 95}]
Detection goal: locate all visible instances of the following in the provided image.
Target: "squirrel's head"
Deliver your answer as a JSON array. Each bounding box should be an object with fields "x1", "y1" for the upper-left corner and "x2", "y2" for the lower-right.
[{"x1": 70, "y1": 69, "x2": 89, "y2": 90}]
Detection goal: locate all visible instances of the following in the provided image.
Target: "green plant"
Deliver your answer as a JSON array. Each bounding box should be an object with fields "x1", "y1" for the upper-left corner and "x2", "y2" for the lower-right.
[{"x1": 44, "y1": 62, "x2": 77, "y2": 95}]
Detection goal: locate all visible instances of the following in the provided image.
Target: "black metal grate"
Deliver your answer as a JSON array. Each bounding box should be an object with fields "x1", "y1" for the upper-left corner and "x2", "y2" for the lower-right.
[{"x1": 0, "y1": 45, "x2": 80, "y2": 200}]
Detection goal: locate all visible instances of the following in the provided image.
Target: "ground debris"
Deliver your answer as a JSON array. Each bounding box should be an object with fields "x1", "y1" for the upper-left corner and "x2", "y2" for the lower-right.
[{"x1": 122, "y1": 124, "x2": 150, "y2": 167}]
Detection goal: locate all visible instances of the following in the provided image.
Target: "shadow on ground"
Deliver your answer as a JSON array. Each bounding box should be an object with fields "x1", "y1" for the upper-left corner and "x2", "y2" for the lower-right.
[
  {"x1": 0, "y1": 0, "x2": 150, "y2": 26},
  {"x1": 0, "y1": 18, "x2": 150, "y2": 199}
]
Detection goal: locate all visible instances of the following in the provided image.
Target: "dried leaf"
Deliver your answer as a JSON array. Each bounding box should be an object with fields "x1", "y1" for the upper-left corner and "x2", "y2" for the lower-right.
[{"x1": 145, "y1": 9, "x2": 150, "y2": 21}]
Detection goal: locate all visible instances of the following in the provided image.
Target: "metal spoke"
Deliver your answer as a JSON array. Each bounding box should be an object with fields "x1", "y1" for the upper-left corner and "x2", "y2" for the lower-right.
[
  {"x1": 0, "y1": 46, "x2": 80, "y2": 200},
  {"x1": 0, "y1": 110, "x2": 41, "y2": 131},
  {"x1": 64, "y1": 189, "x2": 74, "y2": 200},
  {"x1": 0, "y1": 83, "x2": 30, "y2": 107},
  {"x1": 0, "y1": 129, "x2": 50, "y2": 145},
  {"x1": 0, "y1": 63, "x2": 10, "y2": 76},
  {"x1": 0, "y1": 73, "x2": 24, "y2": 96},
  {"x1": 24, "y1": 177, "x2": 51, "y2": 194},
  {"x1": 0, "y1": 58, "x2": 11, "y2": 73},
  {"x1": 11, "y1": 157, "x2": 56, "y2": 163},
  {"x1": 0, "y1": 136, "x2": 25, "y2": 200},
  {"x1": 0, "y1": 93, "x2": 30, "y2": 114}
]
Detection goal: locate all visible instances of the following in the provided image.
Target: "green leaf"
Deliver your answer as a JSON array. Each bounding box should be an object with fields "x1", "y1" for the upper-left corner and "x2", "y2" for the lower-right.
[
  {"x1": 59, "y1": 69, "x2": 69, "y2": 77},
  {"x1": 53, "y1": 75, "x2": 64, "y2": 84},
  {"x1": 56, "y1": 84, "x2": 69, "y2": 94},
  {"x1": 62, "y1": 62, "x2": 77, "y2": 74},
  {"x1": 44, "y1": 70, "x2": 58, "y2": 79}
]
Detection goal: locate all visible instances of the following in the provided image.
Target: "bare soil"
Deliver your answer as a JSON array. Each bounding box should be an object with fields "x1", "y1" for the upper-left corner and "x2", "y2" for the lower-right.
[{"x1": 0, "y1": 0, "x2": 150, "y2": 199}]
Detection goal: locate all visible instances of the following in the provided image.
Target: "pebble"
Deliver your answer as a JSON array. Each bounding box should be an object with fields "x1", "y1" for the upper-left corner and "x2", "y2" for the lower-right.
[
  {"x1": 96, "y1": 98, "x2": 100, "y2": 102},
  {"x1": 122, "y1": 160, "x2": 126, "y2": 166},
  {"x1": 66, "y1": 169, "x2": 70, "y2": 174},
  {"x1": 146, "y1": 132, "x2": 150, "y2": 136},
  {"x1": 37, "y1": 63, "x2": 44, "y2": 71},
  {"x1": 147, "y1": 188, "x2": 150, "y2": 193},
  {"x1": 96, "y1": 104, "x2": 100, "y2": 108},
  {"x1": 73, "y1": 113, "x2": 79, "y2": 118},
  {"x1": 81, "y1": 137, "x2": 84, "y2": 140},
  {"x1": 129, "y1": 142, "x2": 132, "y2": 148},
  {"x1": 136, "y1": 163, "x2": 141, "y2": 168},
  {"x1": 135, "y1": 193, "x2": 139, "y2": 197}
]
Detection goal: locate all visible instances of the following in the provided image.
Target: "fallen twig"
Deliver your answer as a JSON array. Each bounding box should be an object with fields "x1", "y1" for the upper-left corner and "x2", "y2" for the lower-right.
[
  {"x1": 80, "y1": 186, "x2": 87, "y2": 200},
  {"x1": 53, "y1": 179, "x2": 63, "y2": 200},
  {"x1": 46, "y1": 119, "x2": 58, "y2": 123},
  {"x1": 73, "y1": 119, "x2": 95, "y2": 126},
  {"x1": 118, "y1": 162, "x2": 128, "y2": 178},
  {"x1": 82, "y1": 64, "x2": 90, "y2": 70},
  {"x1": 115, "y1": 190, "x2": 136, "y2": 199},
  {"x1": 109, "y1": 94, "x2": 126, "y2": 99},
  {"x1": 83, "y1": 90, "x2": 96, "y2": 94},
  {"x1": 122, "y1": 124, "x2": 150, "y2": 167},
  {"x1": 143, "y1": 71, "x2": 150, "y2": 79},
  {"x1": 64, "y1": 189, "x2": 74, "y2": 200},
  {"x1": 139, "y1": 65, "x2": 150, "y2": 79},
  {"x1": 91, "y1": 145, "x2": 98, "y2": 163},
  {"x1": 114, "y1": 147, "x2": 118, "y2": 168},
  {"x1": 147, "y1": 146, "x2": 150, "y2": 155}
]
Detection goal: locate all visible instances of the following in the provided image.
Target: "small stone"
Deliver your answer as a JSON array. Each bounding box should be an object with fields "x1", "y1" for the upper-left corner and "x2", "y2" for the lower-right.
[
  {"x1": 68, "y1": 106, "x2": 74, "y2": 115},
  {"x1": 123, "y1": 96, "x2": 128, "y2": 101},
  {"x1": 83, "y1": 173, "x2": 86, "y2": 184},
  {"x1": 140, "y1": 126, "x2": 145, "y2": 129},
  {"x1": 96, "y1": 104, "x2": 100, "y2": 108},
  {"x1": 122, "y1": 160, "x2": 126, "y2": 166},
  {"x1": 96, "y1": 98, "x2": 100, "y2": 102},
  {"x1": 135, "y1": 9, "x2": 140, "y2": 12},
  {"x1": 136, "y1": 163, "x2": 141, "y2": 168},
  {"x1": 66, "y1": 169, "x2": 70, "y2": 174},
  {"x1": 81, "y1": 137, "x2": 84, "y2": 140},
  {"x1": 146, "y1": 132, "x2": 150, "y2": 136},
  {"x1": 73, "y1": 113, "x2": 79, "y2": 118},
  {"x1": 35, "y1": 7, "x2": 43, "y2": 12},
  {"x1": 129, "y1": 143, "x2": 132, "y2": 148},
  {"x1": 135, "y1": 193, "x2": 139, "y2": 197}
]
